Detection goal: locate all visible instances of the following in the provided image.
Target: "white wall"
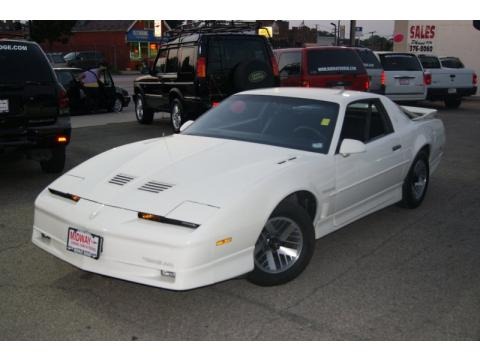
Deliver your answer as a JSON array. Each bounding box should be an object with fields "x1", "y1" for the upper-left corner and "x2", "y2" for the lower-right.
[{"x1": 394, "y1": 20, "x2": 479, "y2": 94}]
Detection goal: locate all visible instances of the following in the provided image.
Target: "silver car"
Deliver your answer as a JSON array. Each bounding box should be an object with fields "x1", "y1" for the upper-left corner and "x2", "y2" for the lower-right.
[
  {"x1": 375, "y1": 52, "x2": 427, "y2": 101},
  {"x1": 353, "y1": 47, "x2": 383, "y2": 94}
]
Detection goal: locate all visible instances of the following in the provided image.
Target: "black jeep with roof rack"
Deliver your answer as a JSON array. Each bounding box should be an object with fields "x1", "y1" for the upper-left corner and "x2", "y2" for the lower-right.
[{"x1": 133, "y1": 21, "x2": 280, "y2": 132}]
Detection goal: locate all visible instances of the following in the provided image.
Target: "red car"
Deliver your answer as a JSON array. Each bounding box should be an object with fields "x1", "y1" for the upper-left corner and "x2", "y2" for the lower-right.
[{"x1": 274, "y1": 46, "x2": 370, "y2": 91}]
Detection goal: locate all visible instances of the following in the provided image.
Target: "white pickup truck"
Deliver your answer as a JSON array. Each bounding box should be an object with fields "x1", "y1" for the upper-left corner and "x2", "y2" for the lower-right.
[{"x1": 418, "y1": 54, "x2": 477, "y2": 108}]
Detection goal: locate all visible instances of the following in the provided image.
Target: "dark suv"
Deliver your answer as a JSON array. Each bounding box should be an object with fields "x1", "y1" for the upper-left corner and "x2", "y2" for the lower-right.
[
  {"x1": 0, "y1": 39, "x2": 71, "y2": 173},
  {"x1": 133, "y1": 22, "x2": 279, "y2": 132}
]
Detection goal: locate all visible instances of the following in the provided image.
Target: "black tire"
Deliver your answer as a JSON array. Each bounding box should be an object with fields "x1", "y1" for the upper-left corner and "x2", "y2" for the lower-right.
[
  {"x1": 170, "y1": 98, "x2": 184, "y2": 133},
  {"x1": 109, "y1": 96, "x2": 123, "y2": 113},
  {"x1": 40, "y1": 147, "x2": 66, "y2": 174},
  {"x1": 232, "y1": 59, "x2": 275, "y2": 93},
  {"x1": 401, "y1": 151, "x2": 429, "y2": 209},
  {"x1": 248, "y1": 203, "x2": 315, "y2": 286},
  {"x1": 135, "y1": 94, "x2": 153, "y2": 124},
  {"x1": 444, "y1": 97, "x2": 462, "y2": 109}
]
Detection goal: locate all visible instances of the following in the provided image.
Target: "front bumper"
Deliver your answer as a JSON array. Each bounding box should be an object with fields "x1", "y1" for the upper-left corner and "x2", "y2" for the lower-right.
[{"x1": 32, "y1": 189, "x2": 253, "y2": 290}]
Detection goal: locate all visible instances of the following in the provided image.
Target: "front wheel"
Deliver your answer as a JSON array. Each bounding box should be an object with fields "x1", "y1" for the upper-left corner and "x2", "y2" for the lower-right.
[
  {"x1": 248, "y1": 203, "x2": 315, "y2": 286},
  {"x1": 401, "y1": 151, "x2": 429, "y2": 209},
  {"x1": 170, "y1": 98, "x2": 184, "y2": 133},
  {"x1": 135, "y1": 95, "x2": 153, "y2": 124},
  {"x1": 109, "y1": 96, "x2": 123, "y2": 113}
]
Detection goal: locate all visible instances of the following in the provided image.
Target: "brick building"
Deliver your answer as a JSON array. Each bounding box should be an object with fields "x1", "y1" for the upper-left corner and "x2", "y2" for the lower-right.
[{"x1": 43, "y1": 20, "x2": 171, "y2": 71}]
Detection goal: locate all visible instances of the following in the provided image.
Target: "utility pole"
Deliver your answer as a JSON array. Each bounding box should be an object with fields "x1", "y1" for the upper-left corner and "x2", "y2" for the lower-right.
[
  {"x1": 330, "y1": 22, "x2": 337, "y2": 46},
  {"x1": 349, "y1": 20, "x2": 356, "y2": 46},
  {"x1": 368, "y1": 30, "x2": 377, "y2": 50},
  {"x1": 337, "y1": 20, "x2": 340, "y2": 45}
]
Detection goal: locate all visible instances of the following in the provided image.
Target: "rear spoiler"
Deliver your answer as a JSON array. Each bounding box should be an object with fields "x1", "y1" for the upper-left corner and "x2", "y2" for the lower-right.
[{"x1": 401, "y1": 106, "x2": 438, "y2": 121}]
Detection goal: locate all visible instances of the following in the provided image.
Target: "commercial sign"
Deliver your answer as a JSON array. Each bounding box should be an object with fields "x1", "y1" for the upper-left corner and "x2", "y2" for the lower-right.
[
  {"x1": 127, "y1": 29, "x2": 163, "y2": 42},
  {"x1": 258, "y1": 27, "x2": 273, "y2": 38},
  {"x1": 154, "y1": 20, "x2": 162, "y2": 38},
  {"x1": 408, "y1": 24, "x2": 436, "y2": 53},
  {"x1": 355, "y1": 26, "x2": 363, "y2": 37}
]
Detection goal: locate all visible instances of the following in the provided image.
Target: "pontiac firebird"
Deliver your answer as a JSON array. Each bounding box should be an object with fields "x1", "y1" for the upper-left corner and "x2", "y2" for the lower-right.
[{"x1": 32, "y1": 88, "x2": 445, "y2": 290}]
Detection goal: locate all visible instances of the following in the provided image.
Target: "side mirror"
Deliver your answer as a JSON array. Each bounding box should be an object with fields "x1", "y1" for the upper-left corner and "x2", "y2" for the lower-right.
[
  {"x1": 339, "y1": 139, "x2": 366, "y2": 157},
  {"x1": 180, "y1": 120, "x2": 194, "y2": 132}
]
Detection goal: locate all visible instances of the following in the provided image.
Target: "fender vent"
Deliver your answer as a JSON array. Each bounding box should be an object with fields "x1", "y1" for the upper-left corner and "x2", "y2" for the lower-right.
[
  {"x1": 108, "y1": 174, "x2": 135, "y2": 186},
  {"x1": 138, "y1": 181, "x2": 173, "y2": 193}
]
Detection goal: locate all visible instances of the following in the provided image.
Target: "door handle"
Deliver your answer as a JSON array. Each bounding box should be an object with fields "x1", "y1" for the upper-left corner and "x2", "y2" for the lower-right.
[{"x1": 392, "y1": 144, "x2": 402, "y2": 151}]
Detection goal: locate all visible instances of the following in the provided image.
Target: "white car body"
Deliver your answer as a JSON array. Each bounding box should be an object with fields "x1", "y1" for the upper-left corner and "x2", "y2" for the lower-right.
[{"x1": 32, "y1": 88, "x2": 445, "y2": 290}]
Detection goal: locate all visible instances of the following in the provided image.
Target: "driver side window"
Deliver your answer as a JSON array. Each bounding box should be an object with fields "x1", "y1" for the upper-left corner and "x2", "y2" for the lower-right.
[{"x1": 339, "y1": 99, "x2": 393, "y2": 148}]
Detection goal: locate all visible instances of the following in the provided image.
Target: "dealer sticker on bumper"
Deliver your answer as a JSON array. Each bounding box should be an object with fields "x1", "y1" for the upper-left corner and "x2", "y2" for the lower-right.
[
  {"x1": 0, "y1": 99, "x2": 9, "y2": 113},
  {"x1": 67, "y1": 227, "x2": 103, "y2": 259}
]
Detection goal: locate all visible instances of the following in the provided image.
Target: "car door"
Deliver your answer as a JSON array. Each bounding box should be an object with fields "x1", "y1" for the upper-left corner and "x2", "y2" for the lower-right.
[
  {"x1": 334, "y1": 99, "x2": 404, "y2": 226},
  {"x1": 159, "y1": 47, "x2": 179, "y2": 110},
  {"x1": 145, "y1": 48, "x2": 167, "y2": 110},
  {"x1": 99, "y1": 69, "x2": 116, "y2": 108}
]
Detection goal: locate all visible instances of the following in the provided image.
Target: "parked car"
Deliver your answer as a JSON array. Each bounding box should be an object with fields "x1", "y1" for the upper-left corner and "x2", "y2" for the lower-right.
[
  {"x1": 54, "y1": 67, "x2": 130, "y2": 114},
  {"x1": 0, "y1": 39, "x2": 71, "y2": 173},
  {"x1": 32, "y1": 88, "x2": 445, "y2": 290},
  {"x1": 352, "y1": 47, "x2": 384, "y2": 93},
  {"x1": 375, "y1": 52, "x2": 427, "y2": 102},
  {"x1": 439, "y1": 56, "x2": 465, "y2": 69},
  {"x1": 133, "y1": 21, "x2": 279, "y2": 132},
  {"x1": 46, "y1": 52, "x2": 68, "y2": 67},
  {"x1": 274, "y1": 46, "x2": 370, "y2": 92},
  {"x1": 64, "y1": 51, "x2": 105, "y2": 70},
  {"x1": 418, "y1": 54, "x2": 477, "y2": 108}
]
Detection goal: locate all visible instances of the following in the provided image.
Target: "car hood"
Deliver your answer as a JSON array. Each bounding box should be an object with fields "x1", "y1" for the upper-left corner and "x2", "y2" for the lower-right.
[{"x1": 49, "y1": 134, "x2": 311, "y2": 221}]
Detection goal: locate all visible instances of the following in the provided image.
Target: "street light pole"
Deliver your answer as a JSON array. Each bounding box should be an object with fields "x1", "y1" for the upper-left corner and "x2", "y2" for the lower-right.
[
  {"x1": 369, "y1": 30, "x2": 377, "y2": 50},
  {"x1": 330, "y1": 22, "x2": 337, "y2": 46}
]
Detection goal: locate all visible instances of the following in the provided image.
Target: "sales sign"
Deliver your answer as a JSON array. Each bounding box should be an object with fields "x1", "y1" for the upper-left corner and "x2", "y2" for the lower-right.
[{"x1": 408, "y1": 24, "x2": 436, "y2": 53}]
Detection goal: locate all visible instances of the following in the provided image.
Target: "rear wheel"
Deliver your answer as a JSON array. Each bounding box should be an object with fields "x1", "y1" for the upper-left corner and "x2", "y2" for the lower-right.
[
  {"x1": 248, "y1": 203, "x2": 315, "y2": 286},
  {"x1": 401, "y1": 151, "x2": 429, "y2": 209},
  {"x1": 40, "y1": 147, "x2": 66, "y2": 174},
  {"x1": 170, "y1": 98, "x2": 184, "y2": 133},
  {"x1": 444, "y1": 97, "x2": 462, "y2": 109},
  {"x1": 135, "y1": 95, "x2": 153, "y2": 124}
]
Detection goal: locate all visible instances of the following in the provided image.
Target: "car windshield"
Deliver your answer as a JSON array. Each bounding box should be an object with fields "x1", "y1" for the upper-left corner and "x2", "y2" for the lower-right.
[
  {"x1": 0, "y1": 41, "x2": 54, "y2": 83},
  {"x1": 183, "y1": 94, "x2": 339, "y2": 154},
  {"x1": 356, "y1": 50, "x2": 382, "y2": 69},
  {"x1": 418, "y1": 55, "x2": 441, "y2": 69},
  {"x1": 307, "y1": 49, "x2": 365, "y2": 75},
  {"x1": 440, "y1": 57, "x2": 464, "y2": 68},
  {"x1": 379, "y1": 54, "x2": 422, "y2": 71}
]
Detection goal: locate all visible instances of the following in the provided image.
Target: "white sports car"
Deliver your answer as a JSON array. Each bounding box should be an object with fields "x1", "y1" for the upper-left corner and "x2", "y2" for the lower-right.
[{"x1": 32, "y1": 88, "x2": 445, "y2": 290}]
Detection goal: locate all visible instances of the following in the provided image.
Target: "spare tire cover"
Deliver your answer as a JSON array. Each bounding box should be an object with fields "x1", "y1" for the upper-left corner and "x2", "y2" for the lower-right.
[{"x1": 232, "y1": 59, "x2": 275, "y2": 92}]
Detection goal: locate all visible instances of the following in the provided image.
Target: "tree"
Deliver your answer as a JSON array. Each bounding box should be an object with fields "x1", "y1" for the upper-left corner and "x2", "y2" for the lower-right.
[
  {"x1": 30, "y1": 20, "x2": 76, "y2": 49},
  {"x1": 359, "y1": 34, "x2": 393, "y2": 51}
]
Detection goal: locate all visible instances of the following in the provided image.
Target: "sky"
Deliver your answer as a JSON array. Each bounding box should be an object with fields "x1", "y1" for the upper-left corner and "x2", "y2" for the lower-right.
[{"x1": 290, "y1": 20, "x2": 395, "y2": 39}]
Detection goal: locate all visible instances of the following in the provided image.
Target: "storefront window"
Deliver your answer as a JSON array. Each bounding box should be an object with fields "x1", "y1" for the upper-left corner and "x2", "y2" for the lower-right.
[{"x1": 130, "y1": 42, "x2": 141, "y2": 60}]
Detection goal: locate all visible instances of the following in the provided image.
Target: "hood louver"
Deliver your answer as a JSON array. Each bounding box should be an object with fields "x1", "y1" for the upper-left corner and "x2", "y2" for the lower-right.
[
  {"x1": 108, "y1": 174, "x2": 135, "y2": 186},
  {"x1": 138, "y1": 180, "x2": 173, "y2": 194}
]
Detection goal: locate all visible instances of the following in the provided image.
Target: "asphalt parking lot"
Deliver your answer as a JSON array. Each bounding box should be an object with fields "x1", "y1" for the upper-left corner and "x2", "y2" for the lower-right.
[{"x1": 0, "y1": 97, "x2": 479, "y2": 340}]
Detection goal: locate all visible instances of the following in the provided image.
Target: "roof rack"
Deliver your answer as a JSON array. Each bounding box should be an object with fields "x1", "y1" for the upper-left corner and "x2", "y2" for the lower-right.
[{"x1": 164, "y1": 20, "x2": 263, "y2": 41}]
